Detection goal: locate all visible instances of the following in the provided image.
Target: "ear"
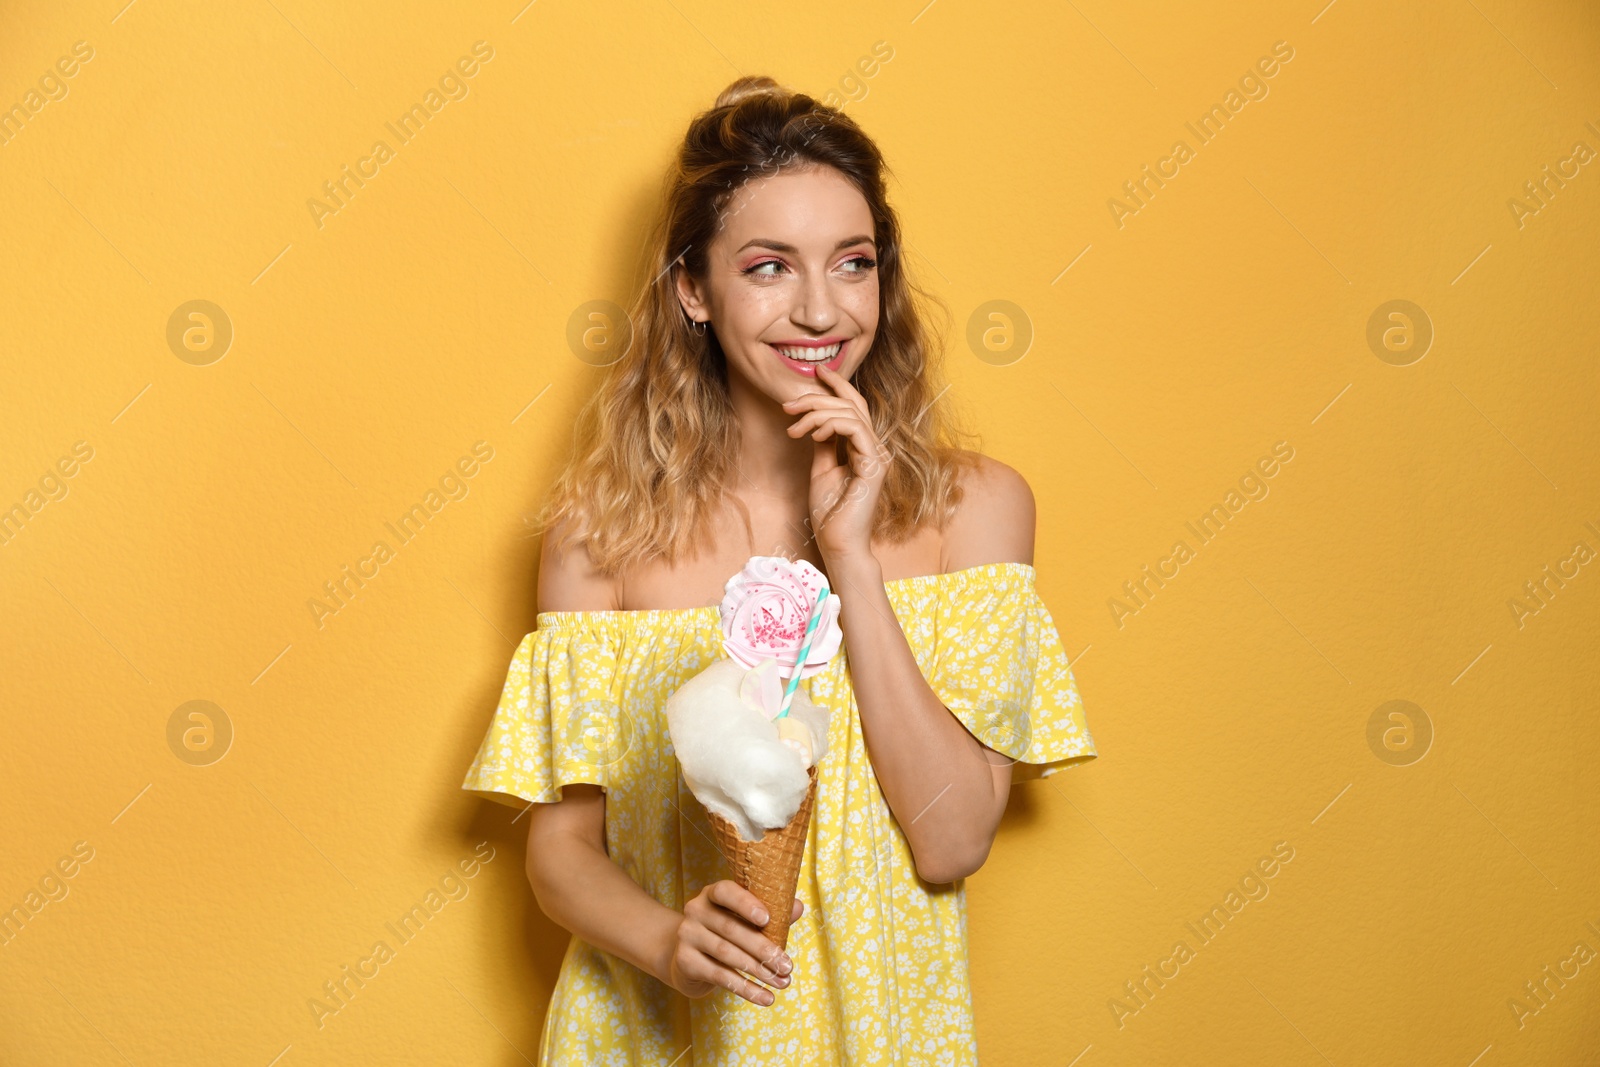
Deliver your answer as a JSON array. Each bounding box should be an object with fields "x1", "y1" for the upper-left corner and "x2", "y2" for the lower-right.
[{"x1": 673, "y1": 262, "x2": 710, "y2": 325}]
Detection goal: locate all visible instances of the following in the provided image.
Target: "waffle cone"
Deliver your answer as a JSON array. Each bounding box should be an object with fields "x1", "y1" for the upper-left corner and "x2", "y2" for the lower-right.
[{"x1": 704, "y1": 764, "x2": 818, "y2": 951}]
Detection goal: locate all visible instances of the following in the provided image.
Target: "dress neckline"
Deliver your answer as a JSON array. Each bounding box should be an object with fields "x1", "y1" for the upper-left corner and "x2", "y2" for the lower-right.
[{"x1": 533, "y1": 560, "x2": 1037, "y2": 628}]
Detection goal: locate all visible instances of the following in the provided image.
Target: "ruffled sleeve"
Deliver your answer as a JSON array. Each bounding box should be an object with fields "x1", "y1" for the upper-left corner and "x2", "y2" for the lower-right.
[
  {"x1": 460, "y1": 620, "x2": 627, "y2": 807},
  {"x1": 926, "y1": 563, "x2": 1098, "y2": 781}
]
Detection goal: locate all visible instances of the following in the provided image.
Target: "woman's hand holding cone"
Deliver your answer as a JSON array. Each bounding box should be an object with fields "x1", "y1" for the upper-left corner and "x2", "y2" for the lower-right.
[{"x1": 665, "y1": 880, "x2": 802, "y2": 1007}]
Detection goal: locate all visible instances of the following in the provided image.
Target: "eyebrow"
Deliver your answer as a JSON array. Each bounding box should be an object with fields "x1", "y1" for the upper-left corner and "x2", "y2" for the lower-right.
[{"x1": 734, "y1": 234, "x2": 876, "y2": 255}]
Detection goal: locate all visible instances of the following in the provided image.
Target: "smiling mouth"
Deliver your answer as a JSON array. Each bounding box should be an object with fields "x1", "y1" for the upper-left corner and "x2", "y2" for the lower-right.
[{"x1": 771, "y1": 340, "x2": 846, "y2": 363}]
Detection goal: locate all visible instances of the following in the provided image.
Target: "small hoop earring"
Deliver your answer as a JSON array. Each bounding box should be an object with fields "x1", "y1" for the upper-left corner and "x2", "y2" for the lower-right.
[{"x1": 692, "y1": 319, "x2": 707, "y2": 335}]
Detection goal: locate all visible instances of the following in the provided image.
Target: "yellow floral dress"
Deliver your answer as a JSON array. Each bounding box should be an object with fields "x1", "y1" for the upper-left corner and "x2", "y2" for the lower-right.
[{"x1": 461, "y1": 561, "x2": 1097, "y2": 1066}]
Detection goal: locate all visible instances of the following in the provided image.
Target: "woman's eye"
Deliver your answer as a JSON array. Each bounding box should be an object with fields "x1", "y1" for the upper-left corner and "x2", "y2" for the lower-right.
[{"x1": 742, "y1": 256, "x2": 875, "y2": 278}]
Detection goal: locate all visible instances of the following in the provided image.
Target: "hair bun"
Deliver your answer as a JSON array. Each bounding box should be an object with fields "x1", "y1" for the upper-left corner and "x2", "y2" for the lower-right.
[{"x1": 714, "y1": 75, "x2": 788, "y2": 109}]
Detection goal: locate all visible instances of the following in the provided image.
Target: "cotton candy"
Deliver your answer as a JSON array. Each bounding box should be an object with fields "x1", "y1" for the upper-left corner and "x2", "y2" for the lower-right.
[{"x1": 666, "y1": 657, "x2": 832, "y2": 842}]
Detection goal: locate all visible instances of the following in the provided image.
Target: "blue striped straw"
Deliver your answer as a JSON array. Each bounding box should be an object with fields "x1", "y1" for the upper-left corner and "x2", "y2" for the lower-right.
[{"x1": 775, "y1": 583, "x2": 830, "y2": 719}]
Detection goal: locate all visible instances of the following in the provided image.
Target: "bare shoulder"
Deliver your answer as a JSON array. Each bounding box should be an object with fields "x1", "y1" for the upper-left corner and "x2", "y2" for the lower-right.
[
  {"x1": 940, "y1": 451, "x2": 1036, "y2": 573},
  {"x1": 535, "y1": 516, "x2": 621, "y2": 614}
]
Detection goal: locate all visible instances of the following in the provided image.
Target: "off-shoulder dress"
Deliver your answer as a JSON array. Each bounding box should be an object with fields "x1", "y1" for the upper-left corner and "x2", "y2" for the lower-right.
[{"x1": 461, "y1": 561, "x2": 1098, "y2": 1066}]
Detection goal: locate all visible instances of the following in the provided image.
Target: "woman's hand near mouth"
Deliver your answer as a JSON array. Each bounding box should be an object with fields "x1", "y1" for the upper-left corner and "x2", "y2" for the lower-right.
[{"x1": 781, "y1": 362, "x2": 889, "y2": 566}]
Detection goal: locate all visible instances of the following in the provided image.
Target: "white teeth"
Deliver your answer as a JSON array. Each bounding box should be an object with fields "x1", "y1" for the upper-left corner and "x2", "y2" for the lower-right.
[{"x1": 776, "y1": 343, "x2": 842, "y2": 362}]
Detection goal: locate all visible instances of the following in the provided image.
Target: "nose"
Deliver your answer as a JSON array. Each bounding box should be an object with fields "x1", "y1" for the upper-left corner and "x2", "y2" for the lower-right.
[{"x1": 792, "y1": 268, "x2": 840, "y2": 333}]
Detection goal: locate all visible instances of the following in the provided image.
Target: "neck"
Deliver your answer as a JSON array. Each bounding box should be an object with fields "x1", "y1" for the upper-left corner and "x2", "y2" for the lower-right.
[{"x1": 725, "y1": 365, "x2": 819, "y2": 503}]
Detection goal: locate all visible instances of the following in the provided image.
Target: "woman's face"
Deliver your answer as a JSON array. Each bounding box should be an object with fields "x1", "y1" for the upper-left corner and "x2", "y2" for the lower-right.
[{"x1": 676, "y1": 164, "x2": 880, "y2": 403}]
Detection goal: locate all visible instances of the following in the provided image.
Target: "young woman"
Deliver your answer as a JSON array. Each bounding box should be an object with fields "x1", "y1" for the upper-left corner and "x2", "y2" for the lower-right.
[{"x1": 463, "y1": 75, "x2": 1097, "y2": 1065}]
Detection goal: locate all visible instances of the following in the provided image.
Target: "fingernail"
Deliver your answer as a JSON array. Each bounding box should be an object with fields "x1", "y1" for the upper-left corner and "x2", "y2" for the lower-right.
[
  {"x1": 755, "y1": 909, "x2": 769, "y2": 925},
  {"x1": 778, "y1": 957, "x2": 792, "y2": 974}
]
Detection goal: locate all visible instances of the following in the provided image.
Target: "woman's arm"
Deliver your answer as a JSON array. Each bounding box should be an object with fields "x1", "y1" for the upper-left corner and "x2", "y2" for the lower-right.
[
  {"x1": 784, "y1": 366, "x2": 1036, "y2": 883},
  {"x1": 829, "y1": 457, "x2": 1035, "y2": 884},
  {"x1": 524, "y1": 785, "x2": 676, "y2": 974},
  {"x1": 523, "y1": 524, "x2": 797, "y2": 1004}
]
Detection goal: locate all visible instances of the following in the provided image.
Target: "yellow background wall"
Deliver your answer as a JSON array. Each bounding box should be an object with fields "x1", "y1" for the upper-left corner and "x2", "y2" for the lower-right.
[{"x1": 3, "y1": 0, "x2": 1597, "y2": 1063}]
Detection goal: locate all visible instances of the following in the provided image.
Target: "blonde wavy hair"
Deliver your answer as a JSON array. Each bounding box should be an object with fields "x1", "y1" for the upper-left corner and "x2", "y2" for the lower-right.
[{"x1": 534, "y1": 75, "x2": 981, "y2": 577}]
